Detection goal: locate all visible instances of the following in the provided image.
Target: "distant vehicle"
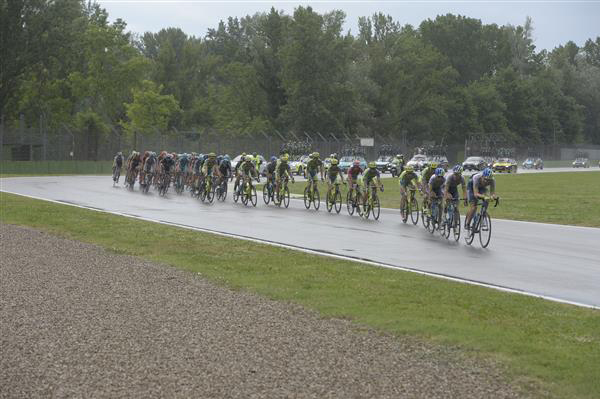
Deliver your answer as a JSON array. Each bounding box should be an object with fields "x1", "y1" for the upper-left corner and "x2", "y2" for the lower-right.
[
  {"x1": 534, "y1": 158, "x2": 544, "y2": 169},
  {"x1": 522, "y1": 158, "x2": 535, "y2": 169},
  {"x1": 289, "y1": 155, "x2": 309, "y2": 176},
  {"x1": 406, "y1": 154, "x2": 428, "y2": 171},
  {"x1": 462, "y1": 156, "x2": 487, "y2": 171},
  {"x1": 375, "y1": 156, "x2": 393, "y2": 172},
  {"x1": 426, "y1": 155, "x2": 449, "y2": 170},
  {"x1": 572, "y1": 158, "x2": 589, "y2": 168},
  {"x1": 492, "y1": 158, "x2": 518, "y2": 173},
  {"x1": 483, "y1": 156, "x2": 495, "y2": 168},
  {"x1": 339, "y1": 156, "x2": 367, "y2": 172}
]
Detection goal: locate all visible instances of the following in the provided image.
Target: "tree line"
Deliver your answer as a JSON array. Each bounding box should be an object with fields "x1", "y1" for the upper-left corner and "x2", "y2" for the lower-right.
[{"x1": 2, "y1": 0, "x2": 599, "y2": 154}]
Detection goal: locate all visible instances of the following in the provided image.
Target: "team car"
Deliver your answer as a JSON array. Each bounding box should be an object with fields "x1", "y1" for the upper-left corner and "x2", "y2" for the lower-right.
[
  {"x1": 374, "y1": 156, "x2": 393, "y2": 172},
  {"x1": 462, "y1": 156, "x2": 487, "y2": 171},
  {"x1": 425, "y1": 155, "x2": 449, "y2": 171},
  {"x1": 572, "y1": 158, "x2": 590, "y2": 168},
  {"x1": 406, "y1": 154, "x2": 428, "y2": 171},
  {"x1": 289, "y1": 155, "x2": 309, "y2": 176},
  {"x1": 492, "y1": 158, "x2": 518, "y2": 173},
  {"x1": 522, "y1": 158, "x2": 543, "y2": 169}
]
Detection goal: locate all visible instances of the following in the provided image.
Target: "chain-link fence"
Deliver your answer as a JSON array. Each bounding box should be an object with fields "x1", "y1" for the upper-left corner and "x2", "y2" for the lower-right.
[{"x1": 1, "y1": 120, "x2": 599, "y2": 165}]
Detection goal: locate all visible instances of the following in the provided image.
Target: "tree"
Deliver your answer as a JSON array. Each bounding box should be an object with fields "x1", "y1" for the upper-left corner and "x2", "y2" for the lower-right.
[{"x1": 122, "y1": 80, "x2": 181, "y2": 145}]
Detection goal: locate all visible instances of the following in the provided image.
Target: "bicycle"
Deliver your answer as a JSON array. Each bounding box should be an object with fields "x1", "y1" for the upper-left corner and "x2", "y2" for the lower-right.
[
  {"x1": 421, "y1": 194, "x2": 431, "y2": 229},
  {"x1": 303, "y1": 177, "x2": 321, "y2": 210},
  {"x1": 263, "y1": 177, "x2": 275, "y2": 205},
  {"x1": 326, "y1": 181, "x2": 344, "y2": 214},
  {"x1": 274, "y1": 177, "x2": 292, "y2": 208},
  {"x1": 240, "y1": 178, "x2": 258, "y2": 207},
  {"x1": 441, "y1": 198, "x2": 462, "y2": 241},
  {"x1": 400, "y1": 186, "x2": 419, "y2": 225},
  {"x1": 346, "y1": 183, "x2": 362, "y2": 216},
  {"x1": 216, "y1": 176, "x2": 228, "y2": 202},
  {"x1": 427, "y1": 196, "x2": 444, "y2": 234},
  {"x1": 363, "y1": 183, "x2": 382, "y2": 220},
  {"x1": 124, "y1": 169, "x2": 137, "y2": 191},
  {"x1": 158, "y1": 172, "x2": 171, "y2": 197},
  {"x1": 141, "y1": 171, "x2": 153, "y2": 194},
  {"x1": 112, "y1": 166, "x2": 121, "y2": 186},
  {"x1": 200, "y1": 175, "x2": 216, "y2": 203},
  {"x1": 174, "y1": 172, "x2": 186, "y2": 195},
  {"x1": 465, "y1": 197, "x2": 500, "y2": 248}
]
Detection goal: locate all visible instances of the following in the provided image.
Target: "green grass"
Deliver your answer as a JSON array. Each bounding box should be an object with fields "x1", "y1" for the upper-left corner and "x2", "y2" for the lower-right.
[
  {"x1": 287, "y1": 172, "x2": 600, "y2": 227},
  {"x1": 0, "y1": 160, "x2": 113, "y2": 175},
  {"x1": 1, "y1": 192, "x2": 599, "y2": 398}
]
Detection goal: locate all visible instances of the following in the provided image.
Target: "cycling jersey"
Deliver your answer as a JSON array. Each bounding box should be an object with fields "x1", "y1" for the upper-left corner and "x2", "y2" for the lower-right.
[
  {"x1": 179, "y1": 157, "x2": 189, "y2": 172},
  {"x1": 144, "y1": 156, "x2": 156, "y2": 173},
  {"x1": 266, "y1": 161, "x2": 277, "y2": 175},
  {"x1": 327, "y1": 165, "x2": 342, "y2": 179},
  {"x1": 276, "y1": 161, "x2": 291, "y2": 178},
  {"x1": 363, "y1": 168, "x2": 380, "y2": 185},
  {"x1": 467, "y1": 172, "x2": 496, "y2": 204},
  {"x1": 429, "y1": 175, "x2": 445, "y2": 197},
  {"x1": 347, "y1": 165, "x2": 363, "y2": 180},
  {"x1": 399, "y1": 170, "x2": 420, "y2": 187},
  {"x1": 219, "y1": 160, "x2": 232, "y2": 177},
  {"x1": 202, "y1": 158, "x2": 218, "y2": 176},
  {"x1": 444, "y1": 171, "x2": 465, "y2": 188},
  {"x1": 240, "y1": 160, "x2": 256, "y2": 176},
  {"x1": 161, "y1": 157, "x2": 175, "y2": 173},
  {"x1": 421, "y1": 167, "x2": 436, "y2": 186},
  {"x1": 306, "y1": 158, "x2": 323, "y2": 172},
  {"x1": 114, "y1": 155, "x2": 123, "y2": 167}
]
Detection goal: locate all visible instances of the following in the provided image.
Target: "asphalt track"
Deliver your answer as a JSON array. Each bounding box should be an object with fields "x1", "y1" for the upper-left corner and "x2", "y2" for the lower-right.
[{"x1": 2, "y1": 175, "x2": 600, "y2": 309}]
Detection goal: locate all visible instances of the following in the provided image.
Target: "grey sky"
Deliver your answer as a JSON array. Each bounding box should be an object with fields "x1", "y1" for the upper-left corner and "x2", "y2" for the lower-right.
[{"x1": 98, "y1": 1, "x2": 600, "y2": 50}]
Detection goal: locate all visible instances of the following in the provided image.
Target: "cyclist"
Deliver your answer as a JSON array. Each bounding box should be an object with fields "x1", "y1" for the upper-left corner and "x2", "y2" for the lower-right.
[
  {"x1": 362, "y1": 162, "x2": 383, "y2": 206},
  {"x1": 252, "y1": 152, "x2": 262, "y2": 173},
  {"x1": 159, "y1": 153, "x2": 175, "y2": 190},
  {"x1": 428, "y1": 167, "x2": 446, "y2": 210},
  {"x1": 237, "y1": 155, "x2": 259, "y2": 196},
  {"x1": 444, "y1": 165, "x2": 467, "y2": 212},
  {"x1": 112, "y1": 151, "x2": 124, "y2": 182},
  {"x1": 126, "y1": 150, "x2": 142, "y2": 185},
  {"x1": 201, "y1": 152, "x2": 221, "y2": 191},
  {"x1": 265, "y1": 156, "x2": 278, "y2": 188},
  {"x1": 141, "y1": 151, "x2": 157, "y2": 185},
  {"x1": 326, "y1": 158, "x2": 345, "y2": 193},
  {"x1": 465, "y1": 167, "x2": 497, "y2": 230},
  {"x1": 234, "y1": 153, "x2": 247, "y2": 193},
  {"x1": 218, "y1": 154, "x2": 233, "y2": 181},
  {"x1": 305, "y1": 152, "x2": 325, "y2": 190},
  {"x1": 275, "y1": 154, "x2": 294, "y2": 197},
  {"x1": 138, "y1": 151, "x2": 150, "y2": 184},
  {"x1": 392, "y1": 154, "x2": 405, "y2": 174},
  {"x1": 399, "y1": 165, "x2": 421, "y2": 211},
  {"x1": 420, "y1": 161, "x2": 438, "y2": 213},
  {"x1": 347, "y1": 159, "x2": 364, "y2": 201}
]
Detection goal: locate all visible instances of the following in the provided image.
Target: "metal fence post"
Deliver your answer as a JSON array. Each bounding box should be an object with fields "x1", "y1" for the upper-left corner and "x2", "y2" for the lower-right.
[{"x1": 0, "y1": 114, "x2": 3, "y2": 161}]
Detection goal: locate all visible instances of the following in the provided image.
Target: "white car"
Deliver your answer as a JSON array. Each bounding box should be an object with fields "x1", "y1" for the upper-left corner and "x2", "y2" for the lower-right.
[{"x1": 406, "y1": 154, "x2": 428, "y2": 171}]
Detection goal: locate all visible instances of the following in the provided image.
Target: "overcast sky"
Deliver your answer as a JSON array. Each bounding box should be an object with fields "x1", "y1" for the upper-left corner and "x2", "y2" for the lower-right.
[{"x1": 98, "y1": 1, "x2": 600, "y2": 50}]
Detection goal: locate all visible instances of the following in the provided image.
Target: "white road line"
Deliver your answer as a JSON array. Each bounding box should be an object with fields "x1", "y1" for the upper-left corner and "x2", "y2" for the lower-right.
[{"x1": 2, "y1": 189, "x2": 598, "y2": 310}]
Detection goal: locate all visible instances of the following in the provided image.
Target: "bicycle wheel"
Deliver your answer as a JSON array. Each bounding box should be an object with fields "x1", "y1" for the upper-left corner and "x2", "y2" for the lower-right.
[
  {"x1": 263, "y1": 184, "x2": 271, "y2": 205},
  {"x1": 326, "y1": 188, "x2": 333, "y2": 212},
  {"x1": 313, "y1": 188, "x2": 320, "y2": 210},
  {"x1": 452, "y1": 208, "x2": 461, "y2": 242},
  {"x1": 303, "y1": 186, "x2": 311, "y2": 209},
  {"x1": 479, "y1": 212, "x2": 492, "y2": 248},
  {"x1": 428, "y1": 204, "x2": 437, "y2": 234},
  {"x1": 372, "y1": 196, "x2": 380, "y2": 220},
  {"x1": 334, "y1": 190, "x2": 342, "y2": 214},
  {"x1": 346, "y1": 191, "x2": 355, "y2": 215},
  {"x1": 410, "y1": 197, "x2": 419, "y2": 225},
  {"x1": 464, "y1": 216, "x2": 476, "y2": 245},
  {"x1": 241, "y1": 187, "x2": 248, "y2": 206},
  {"x1": 233, "y1": 182, "x2": 240, "y2": 203},
  {"x1": 441, "y1": 210, "x2": 451, "y2": 239},
  {"x1": 250, "y1": 186, "x2": 257, "y2": 207},
  {"x1": 220, "y1": 181, "x2": 227, "y2": 201},
  {"x1": 207, "y1": 184, "x2": 215, "y2": 204},
  {"x1": 283, "y1": 186, "x2": 290, "y2": 208},
  {"x1": 400, "y1": 200, "x2": 408, "y2": 223}
]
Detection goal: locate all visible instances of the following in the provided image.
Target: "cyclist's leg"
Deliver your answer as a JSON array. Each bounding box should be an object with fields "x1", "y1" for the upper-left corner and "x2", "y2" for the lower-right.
[{"x1": 400, "y1": 185, "x2": 407, "y2": 209}]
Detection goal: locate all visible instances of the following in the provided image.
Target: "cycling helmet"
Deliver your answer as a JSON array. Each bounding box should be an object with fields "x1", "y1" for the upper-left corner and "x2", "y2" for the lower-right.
[
  {"x1": 281, "y1": 154, "x2": 289, "y2": 162},
  {"x1": 312, "y1": 152, "x2": 320, "y2": 158},
  {"x1": 224, "y1": 155, "x2": 230, "y2": 161},
  {"x1": 167, "y1": 153, "x2": 173, "y2": 159},
  {"x1": 405, "y1": 165, "x2": 414, "y2": 172},
  {"x1": 353, "y1": 160, "x2": 360, "y2": 166},
  {"x1": 429, "y1": 162, "x2": 439, "y2": 169},
  {"x1": 368, "y1": 161, "x2": 377, "y2": 169},
  {"x1": 208, "y1": 152, "x2": 216, "y2": 158},
  {"x1": 331, "y1": 158, "x2": 339, "y2": 165},
  {"x1": 216, "y1": 155, "x2": 223, "y2": 163},
  {"x1": 117, "y1": 151, "x2": 122, "y2": 156},
  {"x1": 202, "y1": 154, "x2": 208, "y2": 161},
  {"x1": 453, "y1": 164, "x2": 463, "y2": 174},
  {"x1": 332, "y1": 153, "x2": 338, "y2": 159},
  {"x1": 435, "y1": 167, "x2": 445, "y2": 176},
  {"x1": 253, "y1": 152, "x2": 257, "y2": 157},
  {"x1": 144, "y1": 151, "x2": 149, "y2": 157},
  {"x1": 482, "y1": 168, "x2": 493, "y2": 178},
  {"x1": 270, "y1": 156, "x2": 277, "y2": 162}
]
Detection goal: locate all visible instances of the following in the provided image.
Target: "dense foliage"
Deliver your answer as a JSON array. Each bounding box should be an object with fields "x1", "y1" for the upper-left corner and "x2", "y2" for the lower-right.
[{"x1": 2, "y1": 1, "x2": 599, "y2": 146}]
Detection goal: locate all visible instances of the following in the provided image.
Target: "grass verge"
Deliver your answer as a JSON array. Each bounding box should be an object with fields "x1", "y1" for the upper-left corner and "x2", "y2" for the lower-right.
[
  {"x1": 286, "y1": 171, "x2": 600, "y2": 227},
  {"x1": 1, "y1": 192, "x2": 599, "y2": 398},
  {"x1": 0, "y1": 160, "x2": 113, "y2": 175}
]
